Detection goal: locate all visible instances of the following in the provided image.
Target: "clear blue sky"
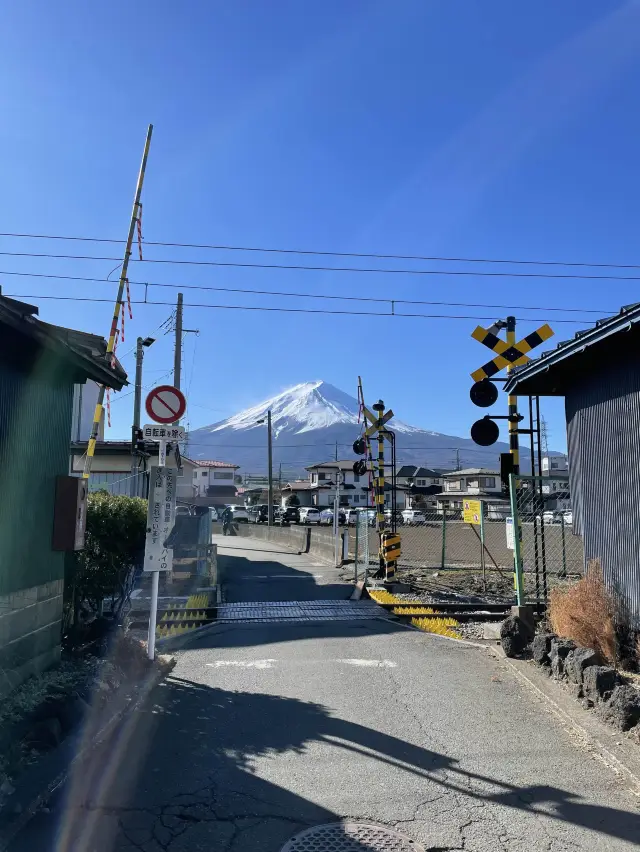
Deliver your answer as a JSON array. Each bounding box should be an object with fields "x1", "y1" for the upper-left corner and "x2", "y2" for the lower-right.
[{"x1": 2, "y1": 1, "x2": 640, "y2": 457}]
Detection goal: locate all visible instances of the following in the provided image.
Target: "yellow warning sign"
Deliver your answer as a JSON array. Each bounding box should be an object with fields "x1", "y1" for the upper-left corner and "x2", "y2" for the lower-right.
[{"x1": 463, "y1": 499, "x2": 482, "y2": 525}]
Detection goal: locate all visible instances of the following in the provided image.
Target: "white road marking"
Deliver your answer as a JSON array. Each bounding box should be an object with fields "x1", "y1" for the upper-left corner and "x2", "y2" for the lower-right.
[
  {"x1": 206, "y1": 658, "x2": 397, "y2": 669},
  {"x1": 206, "y1": 659, "x2": 277, "y2": 669}
]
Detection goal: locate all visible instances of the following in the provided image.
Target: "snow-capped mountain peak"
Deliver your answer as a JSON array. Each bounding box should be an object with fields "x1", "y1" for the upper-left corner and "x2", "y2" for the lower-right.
[
  {"x1": 208, "y1": 380, "x2": 361, "y2": 436},
  {"x1": 206, "y1": 380, "x2": 424, "y2": 437}
]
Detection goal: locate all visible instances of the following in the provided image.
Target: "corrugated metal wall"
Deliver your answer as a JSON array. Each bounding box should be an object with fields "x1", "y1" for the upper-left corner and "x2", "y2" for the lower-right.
[
  {"x1": 566, "y1": 357, "x2": 640, "y2": 625},
  {"x1": 0, "y1": 362, "x2": 73, "y2": 596}
]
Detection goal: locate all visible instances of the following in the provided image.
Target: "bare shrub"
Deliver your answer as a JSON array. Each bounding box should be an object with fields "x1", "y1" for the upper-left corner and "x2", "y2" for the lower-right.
[{"x1": 549, "y1": 560, "x2": 618, "y2": 663}]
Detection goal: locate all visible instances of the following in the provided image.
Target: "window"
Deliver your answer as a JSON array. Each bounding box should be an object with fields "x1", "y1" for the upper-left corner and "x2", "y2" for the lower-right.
[
  {"x1": 318, "y1": 472, "x2": 326, "y2": 480},
  {"x1": 201, "y1": 471, "x2": 208, "y2": 477},
  {"x1": 417, "y1": 479, "x2": 426, "y2": 486},
  {"x1": 446, "y1": 480, "x2": 461, "y2": 491},
  {"x1": 311, "y1": 473, "x2": 317, "y2": 483},
  {"x1": 479, "y1": 477, "x2": 495, "y2": 488},
  {"x1": 354, "y1": 474, "x2": 360, "y2": 482},
  {"x1": 213, "y1": 471, "x2": 233, "y2": 480},
  {"x1": 353, "y1": 494, "x2": 360, "y2": 503},
  {"x1": 467, "y1": 478, "x2": 479, "y2": 489}
]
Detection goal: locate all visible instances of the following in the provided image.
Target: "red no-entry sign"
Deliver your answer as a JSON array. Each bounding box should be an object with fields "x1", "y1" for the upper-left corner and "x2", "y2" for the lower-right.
[{"x1": 145, "y1": 385, "x2": 187, "y2": 424}]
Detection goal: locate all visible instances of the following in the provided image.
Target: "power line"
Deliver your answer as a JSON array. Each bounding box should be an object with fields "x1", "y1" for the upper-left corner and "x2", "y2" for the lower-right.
[
  {"x1": 3, "y1": 250, "x2": 640, "y2": 282},
  {"x1": 2, "y1": 230, "x2": 639, "y2": 271},
  {"x1": 0, "y1": 269, "x2": 611, "y2": 315},
  {"x1": 1, "y1": 292, "x2": 598, "y2": 323}
]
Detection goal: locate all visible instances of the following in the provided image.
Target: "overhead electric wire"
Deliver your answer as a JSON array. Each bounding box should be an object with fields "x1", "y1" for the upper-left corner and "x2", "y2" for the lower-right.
[
  {"x1": 2, "y1": 249, "x2": 640, "y2": 282},
  {"x1": 1, "y1": 230, "x2": 639, "y2": 271},
  {"x1": 2, "y1": 292, "x2": 603, "y2": 323},
  {"x1": 0, "y1": 269, "x2": 610, "y2": 315}
]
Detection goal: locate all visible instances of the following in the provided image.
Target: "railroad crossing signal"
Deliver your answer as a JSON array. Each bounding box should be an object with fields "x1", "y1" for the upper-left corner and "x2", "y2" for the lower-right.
[
  {"x1": 470, "y1": 323, "x2": 554, "y2": 382},
  {"x1": 363, "y1": 406, "x2": 394, "y2": 439}
]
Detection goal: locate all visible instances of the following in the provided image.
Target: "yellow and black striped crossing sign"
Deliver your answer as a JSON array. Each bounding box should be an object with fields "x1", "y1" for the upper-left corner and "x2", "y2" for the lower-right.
[
  {"x1": 363, "y1": 407, "x2": 394, "y2": 438},
  {"x1": 470, "y1": 323, "x2": 553, "y2": 382}
]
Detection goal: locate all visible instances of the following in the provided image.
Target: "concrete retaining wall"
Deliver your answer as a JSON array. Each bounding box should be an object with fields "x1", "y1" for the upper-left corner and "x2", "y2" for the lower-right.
[
  {"x1": 226, "y1": 523, "x2": 347, "y2": 565},
  {"x1": 0, "y1": 579, "x2": 63, "y2": 699}
]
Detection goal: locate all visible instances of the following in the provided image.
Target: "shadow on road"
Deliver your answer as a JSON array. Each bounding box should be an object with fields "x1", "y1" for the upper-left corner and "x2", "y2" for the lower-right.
[{"x1": 45, "y1": 674, "x2": 640, "y2": 851}]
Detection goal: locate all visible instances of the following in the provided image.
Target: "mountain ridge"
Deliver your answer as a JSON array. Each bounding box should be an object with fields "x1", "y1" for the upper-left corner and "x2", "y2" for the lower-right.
[{"x1": 186, "y1": 380, "x2": 528, "y2": 475}]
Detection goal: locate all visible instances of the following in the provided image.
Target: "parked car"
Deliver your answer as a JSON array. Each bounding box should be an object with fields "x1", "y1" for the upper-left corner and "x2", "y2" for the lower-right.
[
  {"x1": 299, "y1": 507, "x2": 321, "y2": 525},
  {"x1": 542, "y1": 510, "x2": 558, "y2": 524},
  {"x1": 228, "y1": 505, "x2": 249, "y2": 523},
  {"x1": 563, "y1": 511, "x2": 573, "y2": 525},
  {"x1": 279, "y1": 505, "x2": 300, "y2": 524},
  {"x1": 319, "y1": 507, "x2": 346, "y2": 525},
  {"x1": 249, "y1": 504, "x2": 270, "y2": 523},
  {"x1": 402, "y1": 509, "x2": 426, "y2": 526},
  {"x1": 343, "y1": 509, "x2": 359, "y2": 525},
  {"x1": 384, "y1": 508, "x2": 404, "y2": 526}
]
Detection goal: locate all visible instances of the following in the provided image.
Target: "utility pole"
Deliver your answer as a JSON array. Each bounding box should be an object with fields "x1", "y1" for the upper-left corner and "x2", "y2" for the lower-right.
[
  {"x1": 173, "y1": 292, "x2": 183, "y2": 392},
  {"x1": 267, "y1": 410, "x2": 274, "y2": 526},
  {"x1": 130, "y1": 336, "x2": 155, "y2": 496},
  {"x1": 455, "y1": 448, "x2": 461, "y2": 470}
]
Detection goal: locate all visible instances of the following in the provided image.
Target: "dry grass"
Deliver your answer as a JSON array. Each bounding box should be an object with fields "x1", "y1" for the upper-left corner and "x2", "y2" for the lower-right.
[{"x1": 549, "y1": 560, "x2": 618, "y2": 662}]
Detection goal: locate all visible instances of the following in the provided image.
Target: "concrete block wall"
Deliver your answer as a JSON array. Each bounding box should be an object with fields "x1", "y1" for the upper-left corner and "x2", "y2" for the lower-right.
[
  {"x1": 228, "y1": 523, "x2": 347, "y2": 565},
  {"x1": 0, "y1": 579, "x2": 63, "y2": 698}
]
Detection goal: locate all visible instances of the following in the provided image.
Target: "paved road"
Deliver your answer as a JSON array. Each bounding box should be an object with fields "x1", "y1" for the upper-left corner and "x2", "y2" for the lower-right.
[{"x1": 11, "y1": 536, "x2": 640, "y2": 851}]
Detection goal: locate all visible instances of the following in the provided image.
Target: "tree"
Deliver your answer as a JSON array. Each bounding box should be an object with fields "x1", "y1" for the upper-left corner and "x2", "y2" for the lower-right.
[
  {"x1": 65, "y1": 492, "x2": 147, "y2": 627},
  {"x1": 286, "y1": 493, "x2": 301, "y2": 507}
]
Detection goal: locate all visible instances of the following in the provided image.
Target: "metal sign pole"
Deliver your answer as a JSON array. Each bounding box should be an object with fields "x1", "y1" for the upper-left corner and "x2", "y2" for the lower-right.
[{"x1": 479, "y1": 503, "x2": 487, "y2": 592}]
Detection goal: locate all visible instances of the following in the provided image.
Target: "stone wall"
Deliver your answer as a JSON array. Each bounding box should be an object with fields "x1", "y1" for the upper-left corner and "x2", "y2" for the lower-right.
[{"x1": 0, "y1": 579, "x2": 63, "y2": 699}]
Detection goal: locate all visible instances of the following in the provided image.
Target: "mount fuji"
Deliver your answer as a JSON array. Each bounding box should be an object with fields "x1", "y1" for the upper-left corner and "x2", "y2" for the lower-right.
[{"x1": 186, "y1": 380, "x2": 524, "y2": 475}]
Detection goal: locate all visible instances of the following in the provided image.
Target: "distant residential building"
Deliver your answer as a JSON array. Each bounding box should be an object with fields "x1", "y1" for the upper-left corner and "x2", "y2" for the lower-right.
[
  {"x1": 192, "y1": 460, "x2": 240, "y2": 503},
  {"x1": 396, "y1": 465, "x2": 442, "y2": 509},
  {"x1": 435, "y1": 468, "x2": 509, "y2": 519},
  {"x1": 542, "y1": 455, "x2": 568, "y2": 474},
  {"x1": 70, "y1": 440, "x2": 199, "y2": 501}
]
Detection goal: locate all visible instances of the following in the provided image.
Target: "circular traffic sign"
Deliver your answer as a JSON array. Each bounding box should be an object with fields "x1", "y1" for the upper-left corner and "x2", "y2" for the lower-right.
[{"x1": 145, "y1": 385, "x2": 186, "y2": 424}]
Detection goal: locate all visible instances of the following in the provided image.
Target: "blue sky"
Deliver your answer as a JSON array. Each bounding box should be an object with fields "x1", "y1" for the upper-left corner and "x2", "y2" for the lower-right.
[{"x1": 2, "y1": 1, "x2": 640, "y2": 460}]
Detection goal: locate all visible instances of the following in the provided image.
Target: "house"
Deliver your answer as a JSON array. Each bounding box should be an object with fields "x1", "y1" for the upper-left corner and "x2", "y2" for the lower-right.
[
  {"x1": 192, "y1": 460, "x2": 240, "y2": 504},
  {"x1": 292, "y1": 460, "x2": 404, "y2": 509},
  {"x1": 0, "y1": 294, "x2": 125, "y2": 696},
  {"x1": 69, "y1": 440, "x2": 200, "y2": 501},
  {"x1": 435, "y1": 468, "x2": 509, "y2": 519},
  {"x1": 504, "y1": 301, "x2": 640, "y2": 624},
  {"x1": 396, "y1": 465, "x2": 442, "y2": 510}
]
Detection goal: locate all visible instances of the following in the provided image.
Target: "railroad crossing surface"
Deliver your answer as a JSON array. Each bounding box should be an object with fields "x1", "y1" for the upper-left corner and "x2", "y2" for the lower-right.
[{"x1": 11, "y1": 536, "x2": 640, "y2": 851}]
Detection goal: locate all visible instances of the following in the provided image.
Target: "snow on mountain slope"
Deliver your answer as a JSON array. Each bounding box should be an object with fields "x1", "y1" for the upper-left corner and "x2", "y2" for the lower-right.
[
  {"x1": 206, "y1": 380, "x2": 421, "y2": 436},
  {"x1": 186, "y1": 379, "x2": 525, "y2": 474}
]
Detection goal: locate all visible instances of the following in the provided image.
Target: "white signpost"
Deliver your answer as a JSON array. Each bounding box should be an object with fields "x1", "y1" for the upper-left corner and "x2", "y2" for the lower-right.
[{"x1": 143, "y1": 384, "x2": 186, "y2": 660}]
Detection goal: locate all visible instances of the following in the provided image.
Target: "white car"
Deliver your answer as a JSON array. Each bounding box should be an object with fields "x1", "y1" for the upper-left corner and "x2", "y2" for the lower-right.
[
  {"x1": 542, "y1": 511, "x2": 557, "y2": 525},
  {"x1": 402, "y1": 509, "x2": 425, "y2": 526},
  {"x1": 319, "y1": 508, "x2": 346, "y2": 525},
  {"x1": 562, "y1": 511, "x2": 573, "y2": 526},
  {"x1": 299, "y1": 507, "x2": 321, "y2": 525},
  {"x1": 228, "y1": 505, "x2": 249, "y2": 523}
]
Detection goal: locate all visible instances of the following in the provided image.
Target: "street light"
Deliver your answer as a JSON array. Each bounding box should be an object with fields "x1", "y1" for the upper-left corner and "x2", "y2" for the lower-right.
[
  {"x1": 256, "y1": 410, "x2": 273, "y2": 525},
  {"x1": 130, "y1": 336, "x2": 155, "y2": 497}
]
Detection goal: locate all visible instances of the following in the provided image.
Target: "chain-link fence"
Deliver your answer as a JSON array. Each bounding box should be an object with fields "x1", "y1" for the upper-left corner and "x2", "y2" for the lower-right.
[
  {"x1": 353, "y1": 509, "x2": 373, "y2": 581},
  {"x1": 511, "y1": 474, "x2": 584, "y2": 602}
]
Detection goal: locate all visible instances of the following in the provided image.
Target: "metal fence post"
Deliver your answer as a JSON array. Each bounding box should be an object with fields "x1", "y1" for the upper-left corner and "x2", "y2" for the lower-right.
[
  {"x1": 441, "y1": 507, "x2": 447, "y2": 570},
  {"x1": 354, "y1": 513, "x2": 360, "y2": 583},
  {"x1": 560, "y1": 514, "x2": 567, "y2": 579},
  {"x1": 509, "y1": 473, "x2": 525, "y2": 605},
  {"x1": 479, "y1": 503, "x2": 486, "y2": 591}
]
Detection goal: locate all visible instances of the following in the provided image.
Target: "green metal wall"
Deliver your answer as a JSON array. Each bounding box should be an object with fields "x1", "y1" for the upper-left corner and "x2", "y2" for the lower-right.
[{"x1": 0, "y1": 363, "x2": 73, "y2": 596}]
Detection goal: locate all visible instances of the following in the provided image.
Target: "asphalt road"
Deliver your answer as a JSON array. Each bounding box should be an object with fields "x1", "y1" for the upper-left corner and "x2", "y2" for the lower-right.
[{"x1": 10, "y1": 537, "x2": 640, "y2": 851}]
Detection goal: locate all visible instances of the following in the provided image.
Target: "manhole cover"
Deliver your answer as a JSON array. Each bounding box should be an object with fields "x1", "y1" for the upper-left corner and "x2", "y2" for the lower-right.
[{"x1": 280, "y1": 822, "x2": 424, "y2": 851}]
